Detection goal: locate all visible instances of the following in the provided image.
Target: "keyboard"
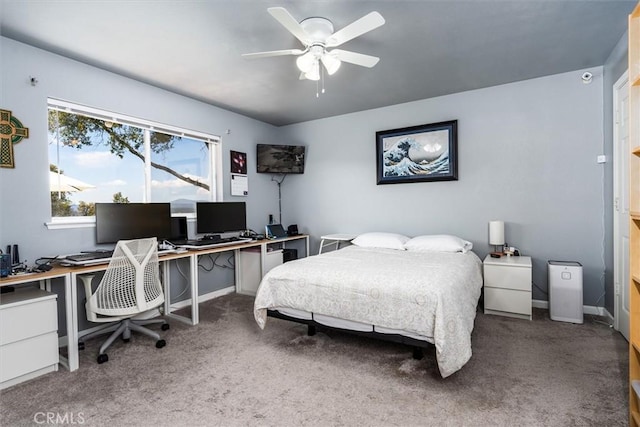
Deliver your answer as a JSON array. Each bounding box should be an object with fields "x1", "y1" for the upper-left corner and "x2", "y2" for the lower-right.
[
  {"x1": 173, "y1": 237, "x2": 252, "y2": 250},
  {"x1": 65, "y1": 251, "x2": 114, "y2": 262}
]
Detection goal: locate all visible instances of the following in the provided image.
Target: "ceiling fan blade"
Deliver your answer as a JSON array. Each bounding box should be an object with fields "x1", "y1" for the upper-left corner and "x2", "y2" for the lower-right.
[
  {"x1": 330, "y1": 49, "x2": 380, "y2": 68},
  {"x1": 268, "y1": 7, "x2": 310, "y2": 45},
  {"x1": 325, "y1": 11, "x2": 385, "y2": 47},
  {"x1": 242, "y1": 49, "x2": 305, "y2": 59}
]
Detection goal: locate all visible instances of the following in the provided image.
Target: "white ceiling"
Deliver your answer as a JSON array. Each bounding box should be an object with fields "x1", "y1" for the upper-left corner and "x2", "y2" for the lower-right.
[{"x1": 1, "y1": 0, "x2": 636, "y2": 126}]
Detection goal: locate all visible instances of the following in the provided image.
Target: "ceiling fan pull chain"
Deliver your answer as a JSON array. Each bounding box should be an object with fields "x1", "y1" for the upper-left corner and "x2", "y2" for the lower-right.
[
  {"x1": 316, "y1": 79, "x2": 319, "y2": 98},
  {"x1": 321, "y1": 65, "x2": 326, "y2": 94}
]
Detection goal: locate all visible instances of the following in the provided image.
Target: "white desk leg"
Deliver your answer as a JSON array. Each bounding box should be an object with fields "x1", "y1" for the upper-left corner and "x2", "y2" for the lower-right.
[
  {"x1": 163, "y1": 260, "x2": 171, "y2": 316},
  {"x1": 190, "y1": 253, "x2": 199, "y2": 325},
  {"x1": 260, "y1": 242, "x2": 267, "y2": 277},
  {"x1": 163, "y1": 257, "x2": 194, "y2": 326},
  {"x1": 65, "y1": 273, "x2": 79, "y2": 372},
  {"x1": 234, "y1": 249, "x2": 242, "y2": 293},
  {"x1": 305, "y1": 236, "x2": 309, "y2": 258},
  {"x1": 318, "y1": 239, "x2": 325, "y2": 255}
]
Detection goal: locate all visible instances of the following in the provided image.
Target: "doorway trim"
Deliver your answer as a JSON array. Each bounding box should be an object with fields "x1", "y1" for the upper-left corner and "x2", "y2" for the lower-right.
[{"x1": 613, "y1": 70, "x2": 629, "y2": 339}]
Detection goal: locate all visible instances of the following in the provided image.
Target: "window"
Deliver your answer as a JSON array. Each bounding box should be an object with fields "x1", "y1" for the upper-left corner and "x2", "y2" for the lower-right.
[{"x1": 47, "y1": 99, "x2": 221, "y2": 223}]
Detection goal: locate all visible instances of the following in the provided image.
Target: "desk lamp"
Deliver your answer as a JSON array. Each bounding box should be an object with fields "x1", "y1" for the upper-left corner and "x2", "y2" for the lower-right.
[{"x1": 489, "y1": 220, "x2": 505, "y2": 257}]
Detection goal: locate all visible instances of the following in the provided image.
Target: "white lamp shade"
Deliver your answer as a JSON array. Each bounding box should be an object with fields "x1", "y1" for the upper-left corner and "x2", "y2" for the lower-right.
[
  {"x1": 489, "y1": 221, "x2": 505, "y2": 245},
  {"x1": 296, "y1": 53, "x2": 316, "y2": 73},
  {"x1": 304, "y1": 61, "x2": 321, "y2": 81},
  {"x1": 321, "y1": 54, "x2": 341, "y2": 75}
]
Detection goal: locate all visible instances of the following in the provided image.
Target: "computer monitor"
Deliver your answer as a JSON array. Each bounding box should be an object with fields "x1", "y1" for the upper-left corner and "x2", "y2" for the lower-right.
[
  {"x1": 95, "y1": 203, "x2": 172, "y2": 244},
  {"x1": 196, "y1": 202, "x2": 247, "y2": 234},
  {"x1": 167, "y1": 216, "x2": 188, "y2": 240}
]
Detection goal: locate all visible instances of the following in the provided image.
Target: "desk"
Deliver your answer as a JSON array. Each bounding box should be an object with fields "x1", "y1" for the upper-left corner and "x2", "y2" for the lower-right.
[{"x1": 2, "y1": 234, "x2": 309, "y2": 373}]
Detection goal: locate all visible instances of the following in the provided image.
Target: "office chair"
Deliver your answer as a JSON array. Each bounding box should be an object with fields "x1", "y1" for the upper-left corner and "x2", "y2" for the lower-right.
[{"x1": 78, "y1": 237, "x2": 169, "y2": 364}]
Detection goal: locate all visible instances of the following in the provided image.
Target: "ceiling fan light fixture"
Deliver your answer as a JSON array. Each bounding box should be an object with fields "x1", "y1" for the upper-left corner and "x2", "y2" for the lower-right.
[
  {"x1": 321, "y1": 54, "x2": 341, "y2": 75},
  {"x1": 304, "y1": 61, "x2": 321, "y2": 81},
  {"x1": 245, "y1": 7, "x2": 385, "y2": 85},
  {"x1": 296, "y1": 52, "x2": 315, "y2": 73}
]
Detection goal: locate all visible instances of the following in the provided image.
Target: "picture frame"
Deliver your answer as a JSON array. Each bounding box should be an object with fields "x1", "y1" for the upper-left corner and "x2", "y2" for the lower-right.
[
  {"x1": 230, "y1": 150, "x2": 247, "y2": 175},
  {"x1": 376, "y1": 120, "x2": 458, "y2": 185}
]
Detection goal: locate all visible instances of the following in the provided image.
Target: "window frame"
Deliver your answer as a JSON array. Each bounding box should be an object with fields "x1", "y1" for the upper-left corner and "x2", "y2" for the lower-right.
[{"x1": 46, "y1": 99, "x2": 222, "y2": 230}]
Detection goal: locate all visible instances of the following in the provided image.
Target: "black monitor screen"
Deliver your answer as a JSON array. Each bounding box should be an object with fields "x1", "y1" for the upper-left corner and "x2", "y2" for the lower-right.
[
  {"x1": 95, "y1": 203, "x2": 172, "y2": 244},
  {"x1": 168, "y1": 216, "x2": 188, "y2": 240},
  {"x1": 196, "y1": 202, "x2": 246, "y2": 234}
]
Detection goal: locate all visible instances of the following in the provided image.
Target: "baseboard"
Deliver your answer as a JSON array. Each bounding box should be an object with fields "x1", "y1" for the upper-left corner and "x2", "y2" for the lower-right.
[
  {"x1": 532, "y1": 299, "x2": 607, "y2": 317},
  {"x1": 532, "y1": 299, "x2": 549, "y2": 310},
  {"x1": 58, "y1": 286, "x2": 236, "y2": 346},
  {"x1": 602, "y1": 307, "x2": 614, "y2": 325}
]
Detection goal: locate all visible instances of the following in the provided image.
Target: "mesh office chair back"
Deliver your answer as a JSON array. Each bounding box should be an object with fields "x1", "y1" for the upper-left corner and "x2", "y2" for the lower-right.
[{"x1": 88, "y1": 237, "x2": 164, "y2": 319}]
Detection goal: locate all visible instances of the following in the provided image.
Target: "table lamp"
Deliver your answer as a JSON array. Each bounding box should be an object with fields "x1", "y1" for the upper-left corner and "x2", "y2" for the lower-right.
[{"x1": 489, "y1": 220, "x2": 505, "y2": 256}]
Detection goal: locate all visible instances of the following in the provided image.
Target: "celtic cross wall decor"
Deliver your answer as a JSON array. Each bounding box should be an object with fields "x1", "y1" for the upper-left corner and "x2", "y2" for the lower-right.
[{"x1": 1, "y1": 109, "x2": 30, "y2": 168}]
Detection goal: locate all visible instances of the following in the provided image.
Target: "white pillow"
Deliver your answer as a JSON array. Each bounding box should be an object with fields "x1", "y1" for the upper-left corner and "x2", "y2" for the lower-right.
[
  {"x1": 404, "y1": 235, "x2": 473, "y2": 253},
  {"x1": 351, "y1": 232, "x2": 410, "y2": 250}
]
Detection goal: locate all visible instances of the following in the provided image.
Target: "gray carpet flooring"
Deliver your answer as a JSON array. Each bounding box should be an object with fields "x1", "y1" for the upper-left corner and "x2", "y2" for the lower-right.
[{"x1": 0, "y1": 293, "x2": 629, "y2": 426}]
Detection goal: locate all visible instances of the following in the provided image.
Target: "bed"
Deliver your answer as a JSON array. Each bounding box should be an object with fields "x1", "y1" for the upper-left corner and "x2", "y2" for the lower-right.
[{"x1": 253, "y1": 233, "x2": 483, "y2": 377}]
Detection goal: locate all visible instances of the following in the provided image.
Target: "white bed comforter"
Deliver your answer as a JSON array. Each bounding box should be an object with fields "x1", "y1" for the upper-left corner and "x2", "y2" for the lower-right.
[{"x1": 253, "y1": 246, "x2": 483, "y2": 377}]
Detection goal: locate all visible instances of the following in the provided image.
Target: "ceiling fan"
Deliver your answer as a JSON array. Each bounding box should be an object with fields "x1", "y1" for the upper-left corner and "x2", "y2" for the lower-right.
[{"x1": 242, "y1": 7, "x2": 385, "y2": 81}]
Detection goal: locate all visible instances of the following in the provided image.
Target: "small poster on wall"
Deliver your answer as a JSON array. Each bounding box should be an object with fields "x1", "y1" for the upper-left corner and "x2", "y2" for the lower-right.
[{"x1": 230, "y1": 150, "x2": 248, "y2": 196}]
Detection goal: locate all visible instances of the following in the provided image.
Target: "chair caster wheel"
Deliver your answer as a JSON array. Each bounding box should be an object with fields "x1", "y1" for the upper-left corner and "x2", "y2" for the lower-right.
[
  {"x1": 78, "y1": 342, "x2": 85, "y2": 351},
  {"x1": 97, "y1": 354, "x2": 109, "y2": 364},
  {"x1": 156, "y1": 339, "x2": 166, "y2": 349},
  {"x1": 122, "y1": 337, "x2": 130, "y2": 343},
  {"x1": 161, "y1": 323, "x2": 170, "y2": 331}
]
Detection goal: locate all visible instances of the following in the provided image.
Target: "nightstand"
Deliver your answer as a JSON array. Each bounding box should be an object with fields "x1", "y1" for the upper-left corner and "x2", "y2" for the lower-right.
[
  {"x1": 483, "y1": 255, "x2": 532, "y2": 320},
  {"x1": 318, "y1": 234, "x2": 357, "y2": 254}
]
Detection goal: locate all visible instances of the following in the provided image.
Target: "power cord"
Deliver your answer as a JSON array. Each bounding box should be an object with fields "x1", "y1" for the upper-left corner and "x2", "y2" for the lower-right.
[
  {"x1": 34, "y1": 256, "x2": 58, "y2": 272},
  {"x1": 532, "y1": 281, "x2": 547, "y2": 296}
]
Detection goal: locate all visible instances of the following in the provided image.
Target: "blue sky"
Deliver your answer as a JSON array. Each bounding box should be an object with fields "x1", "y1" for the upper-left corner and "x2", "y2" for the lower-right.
[{"x1": 49, "y1": 133, "x2": 211, "y2": 205}]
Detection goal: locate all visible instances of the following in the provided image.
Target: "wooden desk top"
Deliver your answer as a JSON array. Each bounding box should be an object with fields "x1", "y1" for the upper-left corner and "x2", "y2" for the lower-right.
[
  {"x1": 0, "y1": 235, "x2": 310, "y2": 282},
  {"x1": 185, "y1": 235, "x2": 308, "y2": 255},
  {"x1": 0, "y1": 266, "x2": 72, "y2": 287}
]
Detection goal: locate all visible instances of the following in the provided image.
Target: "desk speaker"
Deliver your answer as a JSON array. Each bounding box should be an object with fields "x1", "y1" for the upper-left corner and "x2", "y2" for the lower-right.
[
  {"x1": 0, "y1": 254, "x2": 10, "y2": 277},
  {"x1": 287, "y1": 224, "x2": 299, "y2": 236}
]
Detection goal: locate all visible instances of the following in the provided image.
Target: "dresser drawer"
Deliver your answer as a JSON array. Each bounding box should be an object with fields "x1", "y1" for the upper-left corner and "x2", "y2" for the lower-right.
[
  {"x1": 484, "y1": 264, "x2": 531, "y2": 292},
  {"x1": 0, "y1": 296, "x2": 58, "y2": 346},
  {"x1": 484, "y1": 287, "x2": 531, "y2": 316},
  {"x1": 0, "y1": 332, "x2": 59, "y2": 382}
]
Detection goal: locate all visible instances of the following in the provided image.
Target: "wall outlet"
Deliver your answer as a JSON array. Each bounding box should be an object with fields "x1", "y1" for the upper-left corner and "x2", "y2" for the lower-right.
[{"x1": 597, "y1": 155, "x2": 607, "y2": 164}]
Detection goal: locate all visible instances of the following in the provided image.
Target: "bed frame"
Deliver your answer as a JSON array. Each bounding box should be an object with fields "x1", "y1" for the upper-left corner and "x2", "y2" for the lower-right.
[{"x1": 267, "y1": 309, "x2": 431, "y2": 360}]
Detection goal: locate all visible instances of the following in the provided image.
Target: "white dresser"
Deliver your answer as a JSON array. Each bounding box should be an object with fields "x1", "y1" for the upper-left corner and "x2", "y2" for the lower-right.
[
  {"x1": 483, "y1": 255, "x2": 532, "y2": 320},
  {"x1": 0, "y1": 288, "x2": 59, "y2": 389}
]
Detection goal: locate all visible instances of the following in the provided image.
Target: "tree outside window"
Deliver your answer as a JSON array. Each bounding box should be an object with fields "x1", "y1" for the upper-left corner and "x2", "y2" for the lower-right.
[{"x1": 48, "y1": 103, "x2": 217, "y2": 218}]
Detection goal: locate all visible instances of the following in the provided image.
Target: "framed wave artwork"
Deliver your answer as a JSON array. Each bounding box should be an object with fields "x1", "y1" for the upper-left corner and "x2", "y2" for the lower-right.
[{"x1": 375, "y1": 120, "x2": 458, "y2": 185}]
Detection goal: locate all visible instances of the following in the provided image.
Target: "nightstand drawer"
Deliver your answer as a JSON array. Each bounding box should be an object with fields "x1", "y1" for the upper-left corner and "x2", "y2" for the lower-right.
[
  {"x1": 484, "y1": 287, "x2": 531, "y2": 316},
  {"x1": 484, "y1": 264, "x2": 531, "y2": 291}
]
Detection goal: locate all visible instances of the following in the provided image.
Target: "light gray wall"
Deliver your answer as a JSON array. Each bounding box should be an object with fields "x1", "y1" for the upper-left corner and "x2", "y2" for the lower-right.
[
  {"x1": 280, "y1": 69, "x2": 607, "y2": 307},
  {"x1": 602, "y1": 30, "x2": 629, "y2": 315}
]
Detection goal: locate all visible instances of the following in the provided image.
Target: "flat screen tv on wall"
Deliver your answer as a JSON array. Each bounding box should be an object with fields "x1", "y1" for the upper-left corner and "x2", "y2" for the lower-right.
[{"x1": 256, "y1": 144, "x2": 306, "y2": 174}]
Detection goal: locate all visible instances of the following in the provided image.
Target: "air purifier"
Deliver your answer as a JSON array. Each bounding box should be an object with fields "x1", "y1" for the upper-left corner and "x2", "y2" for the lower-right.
[{"x1": 548, "y1": 261, "x2": 583, "y2": 324}]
